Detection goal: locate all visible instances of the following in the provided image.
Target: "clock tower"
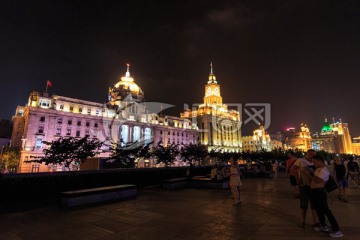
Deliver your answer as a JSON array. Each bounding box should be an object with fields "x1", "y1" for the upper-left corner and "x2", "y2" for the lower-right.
[{"x1": 204, "y1": 62, "x2": 222, "y2": 105}]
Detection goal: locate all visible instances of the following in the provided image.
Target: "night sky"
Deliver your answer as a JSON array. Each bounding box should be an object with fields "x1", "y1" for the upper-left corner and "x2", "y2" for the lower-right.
[{"x1": 1, "y1": 0, "x2": 360, "y2": 136}]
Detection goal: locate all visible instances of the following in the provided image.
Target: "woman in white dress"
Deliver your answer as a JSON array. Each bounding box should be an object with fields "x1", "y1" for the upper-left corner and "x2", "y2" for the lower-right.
[{"x1": 229, "y1": 157, "x2": 242, "y2": 205}]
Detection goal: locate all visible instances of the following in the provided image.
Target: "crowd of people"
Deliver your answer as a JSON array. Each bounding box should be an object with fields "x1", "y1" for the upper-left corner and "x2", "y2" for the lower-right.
[{"x1": 284, "y1": 149, "x2": 360, "y2": 238}]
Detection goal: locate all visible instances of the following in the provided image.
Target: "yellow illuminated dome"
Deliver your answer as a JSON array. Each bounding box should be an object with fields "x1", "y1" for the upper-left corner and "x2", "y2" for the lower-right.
[{"x1": 114, "y1": 64, "x2": 142, "y2": 94}]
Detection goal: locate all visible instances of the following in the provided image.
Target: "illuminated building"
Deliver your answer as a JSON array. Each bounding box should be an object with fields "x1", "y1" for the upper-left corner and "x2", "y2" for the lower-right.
[
  {"x1": 181, "y1": 63, "x2": 241, "y2": 152},
  {"x1": 242, "y1": 126, "x2": 271, "y2": 152},
  {"x1": 352, "y1": 137, "x2": 360, "y2": 156},
  {"x1": 283, "y1": 124, "x2": 312, "y2": 151},
  {"x1": 12, "y1": 65, "x2": 198, "y2": 173},
  {"x1": 312, "y1": 118, "x2": 353, "y2": 154}
]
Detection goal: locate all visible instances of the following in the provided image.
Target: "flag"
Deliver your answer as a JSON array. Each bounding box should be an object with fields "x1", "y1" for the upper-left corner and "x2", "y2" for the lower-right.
[{"x1": 47, "y1": 80, "x2": 53, "y2": 87}]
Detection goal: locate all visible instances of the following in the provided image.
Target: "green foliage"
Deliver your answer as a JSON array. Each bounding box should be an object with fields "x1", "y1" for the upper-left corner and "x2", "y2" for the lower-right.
[
  {"x1": 107, "y1": 139, "x2": 153, "y2": 168},
  {"x1": 180, "y1": 143, "x2": 208, "y2": 165},
  {"x1": 0, "y1": 147, "x2": 20, "y2": 171},
  {"x1": 29, "y1": 136, "x2": 103, "y2": 170},
  {"x1": 153, "y1": 142, "x2": 179, "y2": 166}
]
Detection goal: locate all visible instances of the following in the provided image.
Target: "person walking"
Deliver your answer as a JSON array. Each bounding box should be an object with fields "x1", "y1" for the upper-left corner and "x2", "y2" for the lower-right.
[
  {"x1": 304, "y1": 155, "x2": 344, "y2": 238},
  {"x1": 272, "y1": 160, "x2": 279, "y2": 179},
  {"x1": 347, "y1": 158, "x2": 360, "y2": 188},
  {"x1": 333, "y1": 156, "x2": 348, "y2": 202},
  {"x1": 229, "y1": 157, "x2": 241, "y2": 206},
  {"x1": 293, "y1": 149, "x2": 319, "y2": 228},
  {"x1": 286, "y1": 150, "x2": 299, "y2": 198}
]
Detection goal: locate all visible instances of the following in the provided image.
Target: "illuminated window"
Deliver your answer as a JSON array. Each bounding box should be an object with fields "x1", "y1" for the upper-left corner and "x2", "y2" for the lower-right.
[
  {"x1": 96, "y1": 109, "x2": 100, "y2": 115},
  {"x1": 93, "y1": 131, "x2": 98, "y2": 138},
  {"x1": 69, "y1": 105, "x2": 74, "y2": 112},
  {"x1": 87, "y1": 108, "x2": 91, "y2": 114},
  {"x1": 85, "y1": 130, "x2": 90, "y2": 137},
  {"x1": 57, "y1": 118, "x2": 62, "y2": 124},
  {"x1": 55, "y1": 128, "x2": 61, "y2": 135},
  {"x1": 133, "y1": 126, "x2": 140, "y2": 142},
  {"x1": 79, "y1": 107, "x2": 83, "y2": 113},
  {"x1": 35, "y1": 138, "x2": 42, "y2": 149},
  {"x1": 66, "y1": 128, "x2": 71, "y2": 136},
  {"x1": 60, "y1": 104, "x2": 64, "y2": 110}
]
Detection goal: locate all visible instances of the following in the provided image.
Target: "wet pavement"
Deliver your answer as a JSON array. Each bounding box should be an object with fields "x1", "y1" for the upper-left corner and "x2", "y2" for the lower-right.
[{"x1": 0, "y1": 175, "x2": 359, "y2": 240}]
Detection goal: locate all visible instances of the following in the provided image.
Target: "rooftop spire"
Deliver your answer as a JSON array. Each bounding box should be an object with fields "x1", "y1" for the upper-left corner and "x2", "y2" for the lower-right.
[
  {"x1": 208, "y1": 61, "x2": 217, "y2": 84},
  {"x1": 126, "y1": 63, "x2": 130, "y2": 77}
]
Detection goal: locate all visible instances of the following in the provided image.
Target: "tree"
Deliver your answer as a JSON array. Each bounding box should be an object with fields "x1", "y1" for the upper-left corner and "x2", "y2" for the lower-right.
[
  {"x1": 180, "y1": 143, "x2": 208, "y2": 165},
  {"x1": 153, "y1": 142, "x2": 179, "y2": 166},
  {"x1": 29, "y1": 136, "x2": 103, "y2": 171},
  {"x1": 107, "y1": 140, "x2": 152, "y2": 168},
  {"x1": 0, "y1": 147, "x2": 20, "y2": 172}
]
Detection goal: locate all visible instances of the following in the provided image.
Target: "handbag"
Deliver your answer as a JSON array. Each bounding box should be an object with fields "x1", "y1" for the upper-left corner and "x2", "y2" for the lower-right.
[{"x1": 324, "y1": 175, "x2": 338, "y2": 192}]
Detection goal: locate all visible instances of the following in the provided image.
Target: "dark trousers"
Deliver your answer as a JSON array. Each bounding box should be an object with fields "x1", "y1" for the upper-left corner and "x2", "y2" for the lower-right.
[{"x1": 311, "y1": 188, "x2": 340, "y2": 232}]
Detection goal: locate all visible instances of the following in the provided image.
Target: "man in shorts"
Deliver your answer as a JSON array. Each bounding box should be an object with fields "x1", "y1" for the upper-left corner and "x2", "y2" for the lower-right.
[
  {"x1": 294, "y1": 149, "x2": 319, "y2": 228},
  {"x1": 286, "y1": 150, "x2": 299, "y2": 198}
]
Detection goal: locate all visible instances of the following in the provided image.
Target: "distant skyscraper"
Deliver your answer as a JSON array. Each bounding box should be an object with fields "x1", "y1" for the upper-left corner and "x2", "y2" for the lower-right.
[{"x1": 181, "y1": 63, "x2": 241, "y2": 152}]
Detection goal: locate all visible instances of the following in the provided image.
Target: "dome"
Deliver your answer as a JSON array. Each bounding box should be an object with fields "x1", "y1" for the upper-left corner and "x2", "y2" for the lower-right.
[
  {"x1": 114, "y1": 64, "x2": 142, "y2": 94},
  {"x1": 321, "y1": 118, "x2": 333, "y2": 133}
]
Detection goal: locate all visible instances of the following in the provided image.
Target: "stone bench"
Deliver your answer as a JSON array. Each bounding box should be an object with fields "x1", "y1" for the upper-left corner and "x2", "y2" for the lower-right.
[
  {"x1": 60, "y1": 184, "x2": 137, "y2": 208},
  {"x1": 189, "y1": 177, "x2": 229, "y2": 189},
  {"x1": 161, "y1": 177, "x2": 188, "y2": 190}
]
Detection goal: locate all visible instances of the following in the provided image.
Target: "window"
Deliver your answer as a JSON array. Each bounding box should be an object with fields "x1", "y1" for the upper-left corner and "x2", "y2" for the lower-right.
[
  {"x1": 177, "y1": 132, "x2": 179, "y2": 136},
  {"x1": 57, "y1": 118, "x2": 63, "y2": 124},
  {"x1": 77, "y1": 121, "x2": 81, "y2": 126},
  {"x1": 66, "y1": 128, "x2": 71, "y2": 136},
  {"x1": 94, "y1": 123, "x2": 98, "y2": 128},
  {"x1": 60, "y1": 104, "x2": 64, "y2": 110},
  {"x1": 69, "y1": 105, "x2": 74, "y2": 112},
  {"x1": 87, "y1": 108, "x2": 91, "y2": 114},
  {"x1": 40, "y1": 116, "x2": 45, "y2": 122},
  {"x1": 55, "y1": 128, "x2": 61, "y2": 135},
  {"x1": 79, "y1": 107, "x2": 83, "y2": 113},
  {"x1": 96, "y1": 109, "x2": 100, "y2": 115},
  {"x1": 67, "y1": 119, "x2": 72, "y2": 125},
  {"x1": 168, "y1": 131, "x2": 170, "y2": 135},
  {"x1": 35, "y1": 138, "x2": 42, "y2": 149},
  {"x1": 160, "y1": 130, "x2": 162, "y2": 134},
  {"x1": 76, "y1": 130, "x2": 81, "y2": 137},
  {"x1": 93, "y1": 131, "x2": 98, "y2": 138},
  {"x1": 38, "y1": 126, "x2": 44, "y2": 134},
  {"x1": 85, "y1": 130, "x2": 90, "y2": 137},
  {"x1": 86, "y1": 121, "x2": 90, "y2": 127},
  {"x1": 31, "y1": 164, "x2": 40, "y2": 172}
]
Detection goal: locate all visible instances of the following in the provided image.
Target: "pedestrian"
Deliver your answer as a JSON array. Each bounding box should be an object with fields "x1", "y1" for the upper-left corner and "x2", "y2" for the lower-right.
[
  {"x1": 272, "y1": 160, "x2": 279, "y2": 179},
  {"x1": 293, "y1": 149, "x2": 319, "y2": 228},
  {"x1": 286, "y1": 150, "x2": 299, "y2": 198},
  {"x1": 347, "y1": 158, "x2": 360, "y2": 188},
  {"x1": 304, "y1": 155, "x2": 344, "y2": 238},
  {"x1": 333, "y1": 156, "x2": 348, "y2": 202},
  {"x1": 229, "y1": 157, "x2": 241, "y2": 206}
]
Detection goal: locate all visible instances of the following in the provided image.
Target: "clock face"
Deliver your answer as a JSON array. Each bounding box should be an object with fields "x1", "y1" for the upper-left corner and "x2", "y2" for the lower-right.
[
  {"x1": 206, "y1": 87, "x2": 212, "y2": 95},
  {"x1": 214, "y1": 87, "x2": 219, "y2": 95}
]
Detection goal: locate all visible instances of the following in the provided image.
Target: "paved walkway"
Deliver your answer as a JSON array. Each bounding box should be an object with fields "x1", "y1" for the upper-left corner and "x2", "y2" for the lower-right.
[{"x1": 0, "y1": 176, "x2": 359, "y2": 240}]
